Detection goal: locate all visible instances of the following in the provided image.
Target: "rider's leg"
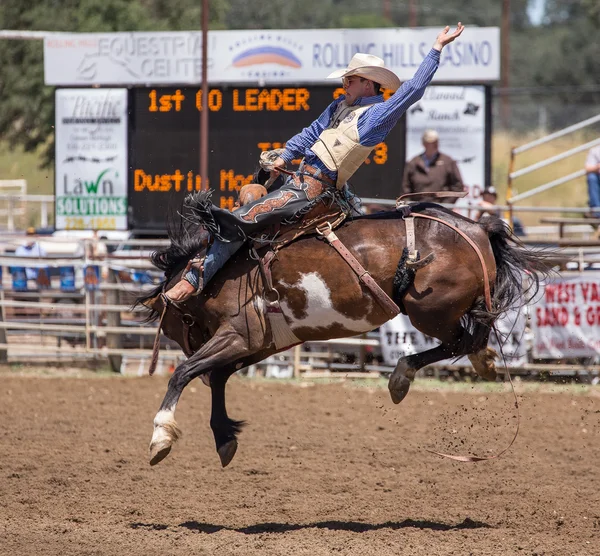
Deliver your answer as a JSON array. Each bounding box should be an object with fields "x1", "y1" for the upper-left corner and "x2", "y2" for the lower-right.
[
  {"x1": 164, "y1": 258, "x2": 204, "y2": 302},
  {"x1": 166, "y1": 176, "x2": 324, "y2": 302},
  {"x1": 166, "y1": 239, "x2": 245, "y2": 302}
]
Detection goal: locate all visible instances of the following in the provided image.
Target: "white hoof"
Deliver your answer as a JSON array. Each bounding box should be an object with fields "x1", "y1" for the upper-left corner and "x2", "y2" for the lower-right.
[{"x1": 148, "y1": 420, "x2": 182, "y2": 466}]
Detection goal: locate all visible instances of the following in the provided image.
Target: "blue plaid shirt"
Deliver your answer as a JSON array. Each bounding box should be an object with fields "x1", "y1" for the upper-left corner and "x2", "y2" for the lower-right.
[{"x1": 281, "y1": 48, "x2": 441, "y2": 180}]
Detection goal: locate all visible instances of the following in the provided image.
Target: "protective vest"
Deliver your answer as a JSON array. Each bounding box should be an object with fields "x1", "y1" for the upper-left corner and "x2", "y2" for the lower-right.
[{"x1": 310, "y1": 102, "x2": 374, "y2": 188}]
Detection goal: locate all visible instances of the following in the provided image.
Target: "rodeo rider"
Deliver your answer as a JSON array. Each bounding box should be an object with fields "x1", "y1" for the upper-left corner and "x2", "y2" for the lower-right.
[{"x1": 166, "y1": 22, "x2": 466, "y2": 302}]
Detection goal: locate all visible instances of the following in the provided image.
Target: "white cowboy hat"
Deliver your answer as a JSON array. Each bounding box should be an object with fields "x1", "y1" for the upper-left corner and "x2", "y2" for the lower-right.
[
  {"x1": 327, "y1": 53, "x2": 401, "y2": 92},
  {"x1": 422, "y1": 129, "x2": 439, "y2": 143}
]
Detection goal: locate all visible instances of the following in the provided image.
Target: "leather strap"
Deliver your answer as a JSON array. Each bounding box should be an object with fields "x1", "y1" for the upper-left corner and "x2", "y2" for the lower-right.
[
  {"x1": 257, "y1": 249, "x2": 278, "y2": 295},
  {"x1": 397, "y1": 191, "x2": 468, "y2": 201},
  {"x1": 148, "y1": 300, "x2": 168, "y2": 376},
  {"x1": 268, "y1": 161, "x2": 335, "y2": 187},
  {"x1": 317, "y1": 224, "x2": 400, "y2": 320},
  {"x1": 412, "y1": 213, "x2": 493, "y2": 312},
  {"x1": 254, "y1": 248, "x2": 302, "y2": 347},
  {"x1": 158, "y1": 294, "x2": 197, "y2": 359},
  {"x1": 300, "y1": 163, "x2": 335, "y2": 186},
  {"x1": 404, "y1": 216, "x2": 418, "y2": 261}
]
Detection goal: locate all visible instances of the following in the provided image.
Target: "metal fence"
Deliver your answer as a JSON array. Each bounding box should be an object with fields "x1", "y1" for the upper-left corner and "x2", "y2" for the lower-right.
[{"x1": 0, "y1": 233, "x2": 599, "y2": 383}]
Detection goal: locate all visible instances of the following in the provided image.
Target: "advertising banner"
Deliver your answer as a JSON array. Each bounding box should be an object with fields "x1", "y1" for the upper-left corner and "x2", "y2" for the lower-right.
[
  {"x1": 379, "y1": 306, "x2": 528, "y2": 368},
  {"x1": 55, "y1": 88, "x2": 128, "y2": 230},
  {"x1": 531, "y1": 275, "x2": 600, "y2": 359},
  {"x1": 405, "y1": 85, "x2": 487, "y2": 213},
  {"x1": 44, "y1": 28, "x2": 500, "y2": 86}
]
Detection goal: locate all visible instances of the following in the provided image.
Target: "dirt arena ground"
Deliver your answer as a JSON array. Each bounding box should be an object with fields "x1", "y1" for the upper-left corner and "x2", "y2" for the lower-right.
[{"x1": 0, "y1": 371, "x2": 599, "y2": 556}]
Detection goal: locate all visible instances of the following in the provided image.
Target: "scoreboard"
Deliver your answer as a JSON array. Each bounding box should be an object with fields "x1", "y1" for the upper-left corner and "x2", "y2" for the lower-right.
[{"x1": 128, "y1": 86, "x2": 406, "y2": 231}]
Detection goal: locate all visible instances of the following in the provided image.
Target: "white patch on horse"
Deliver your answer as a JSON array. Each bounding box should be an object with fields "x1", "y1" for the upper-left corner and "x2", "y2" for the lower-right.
[{"x1": 280, "y1": 271, "x2": 374, "y2": 333}]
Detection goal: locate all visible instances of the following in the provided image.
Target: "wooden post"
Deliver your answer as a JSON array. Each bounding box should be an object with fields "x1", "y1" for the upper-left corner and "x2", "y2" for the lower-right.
[
  {"x1": 106, "y1": 268, "x2": 122, "y2": 372},
  {"x1": 293, "y1": 345, "x2": 301, "y2": 379},
  {"x1": 358, "y1": 334, "x2": 367, "y2": 372},
  {"x1": 0, "y1": 290, "x2": 7, "y2": 363}
]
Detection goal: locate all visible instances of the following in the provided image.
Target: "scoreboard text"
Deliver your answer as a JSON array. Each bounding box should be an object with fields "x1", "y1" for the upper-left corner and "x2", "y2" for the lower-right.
[{"x1": 129, "y1": 86, "x2": 405, "y2": 230}]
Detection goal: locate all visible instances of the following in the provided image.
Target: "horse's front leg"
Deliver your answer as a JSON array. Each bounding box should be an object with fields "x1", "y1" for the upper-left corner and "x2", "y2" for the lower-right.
[{"x1": 149, "y1": 327, "x2": 250, "y2": 466}]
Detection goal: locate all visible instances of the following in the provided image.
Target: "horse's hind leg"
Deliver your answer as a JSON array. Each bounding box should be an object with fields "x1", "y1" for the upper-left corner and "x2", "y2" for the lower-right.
[
  {"x1": 208, "y1": 348, "x2": 279, "y2": 467},
  {"x1": 388, "y1": 343, "x2": 457, "y2": 404},
  {"x1": 149, "y1": 326, "x2": 252, "y2": 466},
  {"x1": 468, "y1": 346, "x2": 498, "y2": 381},
  {"x1": 209, "y1": 369, "x2": 244, "y2": 468},
  {"x1": 388, "y1": 315, "x2": 492, "y2": 404}
]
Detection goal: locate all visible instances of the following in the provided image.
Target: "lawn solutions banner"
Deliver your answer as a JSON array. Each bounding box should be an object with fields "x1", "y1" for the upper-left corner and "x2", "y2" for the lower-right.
[
  {"x1": 379, "y1": 306, "x2": 528, "y2": 368},
  {"x1": 55, "y1": 88, "x2": 128, "y2": 230},
  {"x1": 531, "y1": 274, "x2": 600, "y2": 359}
]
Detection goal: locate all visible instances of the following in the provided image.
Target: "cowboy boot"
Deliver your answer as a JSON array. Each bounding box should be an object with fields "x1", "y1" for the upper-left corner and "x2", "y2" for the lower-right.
[{"x1": 165, "y1": 258, "x2": 204, "y2": 302}]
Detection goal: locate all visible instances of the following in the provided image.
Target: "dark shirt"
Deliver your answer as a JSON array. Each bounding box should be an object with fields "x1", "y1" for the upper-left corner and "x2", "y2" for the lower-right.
[{"x1": 401, "y1": 151, "x2": 464, "y2": 203}]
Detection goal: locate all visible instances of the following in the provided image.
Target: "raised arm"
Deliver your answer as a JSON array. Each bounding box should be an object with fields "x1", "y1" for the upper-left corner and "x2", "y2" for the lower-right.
[{"x1": 360, "y1": 23, "x2": 465, "y2": 145}]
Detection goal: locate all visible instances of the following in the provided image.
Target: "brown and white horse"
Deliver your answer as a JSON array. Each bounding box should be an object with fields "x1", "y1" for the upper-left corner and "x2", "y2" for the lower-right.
[{"x1": 137, "y1": 204, "x2": 548, "y2": 467}]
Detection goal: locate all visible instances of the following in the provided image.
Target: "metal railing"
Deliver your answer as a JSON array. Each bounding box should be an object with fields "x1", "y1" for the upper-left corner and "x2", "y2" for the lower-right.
[
  {"x1": 0, "y1": 235, "x2": 598, "y2": 381},
  {"x1": 0, "y1": 193, "x2": 54, "y2": 231},
  {"x1": 506, "y1": 113, "x2": 600, "y2": 222}
]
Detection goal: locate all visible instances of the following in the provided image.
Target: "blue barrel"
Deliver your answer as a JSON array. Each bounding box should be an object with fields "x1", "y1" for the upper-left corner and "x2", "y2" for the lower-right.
[
  {"x1": 59, "y1": 266, "x2": 76, "y2": 291},
  {"x1": 10, "y1": 267, "x2": 28, "y2": 291},
  {"x1": 84, "y1": 265, "x2": 100, "y2": 291}
]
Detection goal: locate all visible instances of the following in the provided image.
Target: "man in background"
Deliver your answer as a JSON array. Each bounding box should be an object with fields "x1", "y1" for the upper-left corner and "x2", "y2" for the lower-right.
[
  {"x1": 584, "y1": 144, "x2": 600, "y2": 218},
  {"x1": 474, "y1": 186, "x2": 501, "y2": 221},
  {"x1": 401, "y1": 129, "x2": 464, "y2": 203},
  {"x1": 15, "y1": 227, "x2": 47, "y2": 282}
]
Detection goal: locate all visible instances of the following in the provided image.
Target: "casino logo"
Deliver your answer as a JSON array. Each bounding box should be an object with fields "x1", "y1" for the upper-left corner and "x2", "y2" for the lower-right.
[
  {"x1": 233, "y1": 46, "x2": 301, "y2": 69},
  {"x1": 229, "y1": 34, "x2": 303, "y2": 79}
]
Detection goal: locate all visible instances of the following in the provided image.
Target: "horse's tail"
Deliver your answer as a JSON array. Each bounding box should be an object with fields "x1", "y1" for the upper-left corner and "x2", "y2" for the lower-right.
[{"x1": 481, "y1": 217, "x2": 553, "y2": 316}]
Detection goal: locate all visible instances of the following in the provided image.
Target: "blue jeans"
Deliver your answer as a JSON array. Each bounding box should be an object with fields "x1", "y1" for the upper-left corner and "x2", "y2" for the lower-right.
[
  {"x1": 203, "y1": 239, "x2": 244, "y2": 283},
  {"x1": 587, "y1": 172, "x2": 600, "y2": 217},
  {"x1": 183, "y1": 239, "x2": 244, "y2": 289}
]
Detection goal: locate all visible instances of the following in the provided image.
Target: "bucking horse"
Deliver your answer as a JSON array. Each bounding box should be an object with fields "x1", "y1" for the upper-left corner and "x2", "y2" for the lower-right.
[{"x1": 137, "y1": 190, "x2": 549, "y2": 468}]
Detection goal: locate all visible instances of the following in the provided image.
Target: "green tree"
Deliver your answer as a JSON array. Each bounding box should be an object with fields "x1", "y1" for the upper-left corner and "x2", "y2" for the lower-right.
[
  {"x1": 223, "y1": 0, "x2": 337, "y2": 30},
  {"x1": 0, "y1": 0, "x2": 227, "y2": 167}
]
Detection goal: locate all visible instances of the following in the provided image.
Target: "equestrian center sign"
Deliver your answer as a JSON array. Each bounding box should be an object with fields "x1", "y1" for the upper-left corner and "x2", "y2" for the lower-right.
[{"x1": 46, "y1": 27, "x2": 499, "y2": 231}]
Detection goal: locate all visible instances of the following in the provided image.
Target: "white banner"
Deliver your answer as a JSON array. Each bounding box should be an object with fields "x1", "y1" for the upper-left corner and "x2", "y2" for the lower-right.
[
  {"x1": 379, "y1": 306, "x2": 528, "y2": 368},
  {"x1": 55, "y1": 89, "x2": 128, "y2": 231},
  {"x1": 44, "y1": 28, "x2": 500, "y2": 86},
  {"x1": 531, "y1": 274, "x2": 600, "y2": 359},
  {"x1": 406, "y1": 85, "x2": 487, "y2": 212}
]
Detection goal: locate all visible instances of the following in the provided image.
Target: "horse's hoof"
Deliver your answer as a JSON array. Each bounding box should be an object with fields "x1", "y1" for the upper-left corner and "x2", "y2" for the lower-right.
[
  {"x1": 217, "y1": 439, "x2": 238, "y2": 468},
  {"x1": 389, "y1": 375, "x2": 411, "y2": 404},
  {"x1": 149, "y1": 441, "x2": 172, "y2": 466}
]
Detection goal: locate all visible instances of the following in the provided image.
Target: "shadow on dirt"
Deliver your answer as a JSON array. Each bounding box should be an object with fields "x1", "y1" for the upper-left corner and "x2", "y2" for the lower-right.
[{"x1": 131, "y1": 517, "x2": 491, "y2": 534}]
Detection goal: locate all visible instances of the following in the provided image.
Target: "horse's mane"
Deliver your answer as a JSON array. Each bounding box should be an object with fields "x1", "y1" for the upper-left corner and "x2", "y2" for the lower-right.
[{"x1": 134, "y1": 218, "x2": 209, "y2": 321}]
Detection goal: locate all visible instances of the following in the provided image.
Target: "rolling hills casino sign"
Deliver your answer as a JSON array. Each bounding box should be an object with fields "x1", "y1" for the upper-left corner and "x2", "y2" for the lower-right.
[
  {"x1": 44, "y1": 28, "x2": 500, "y2": 86},
  {"x1": 46, "y1": 28, "x2": 499, "y2": 231}
]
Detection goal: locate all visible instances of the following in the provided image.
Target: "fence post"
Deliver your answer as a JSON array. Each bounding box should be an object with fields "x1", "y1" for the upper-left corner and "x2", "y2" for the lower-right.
[
  {"x1": 293, "y1": 345, "x2": 301, "y2": 378},
  {"x1": 0, "y1": 290, "x2": 7, "y2": 363},
  {"x1": 7, "y1": 197, "x2": 15, "y2": 232},
  {"x1": 40, "y1": 200, "x2": 48, "y2": 228},
  {"x1": 106, "y1": 267, "x2": 122, "y2": 372}
]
